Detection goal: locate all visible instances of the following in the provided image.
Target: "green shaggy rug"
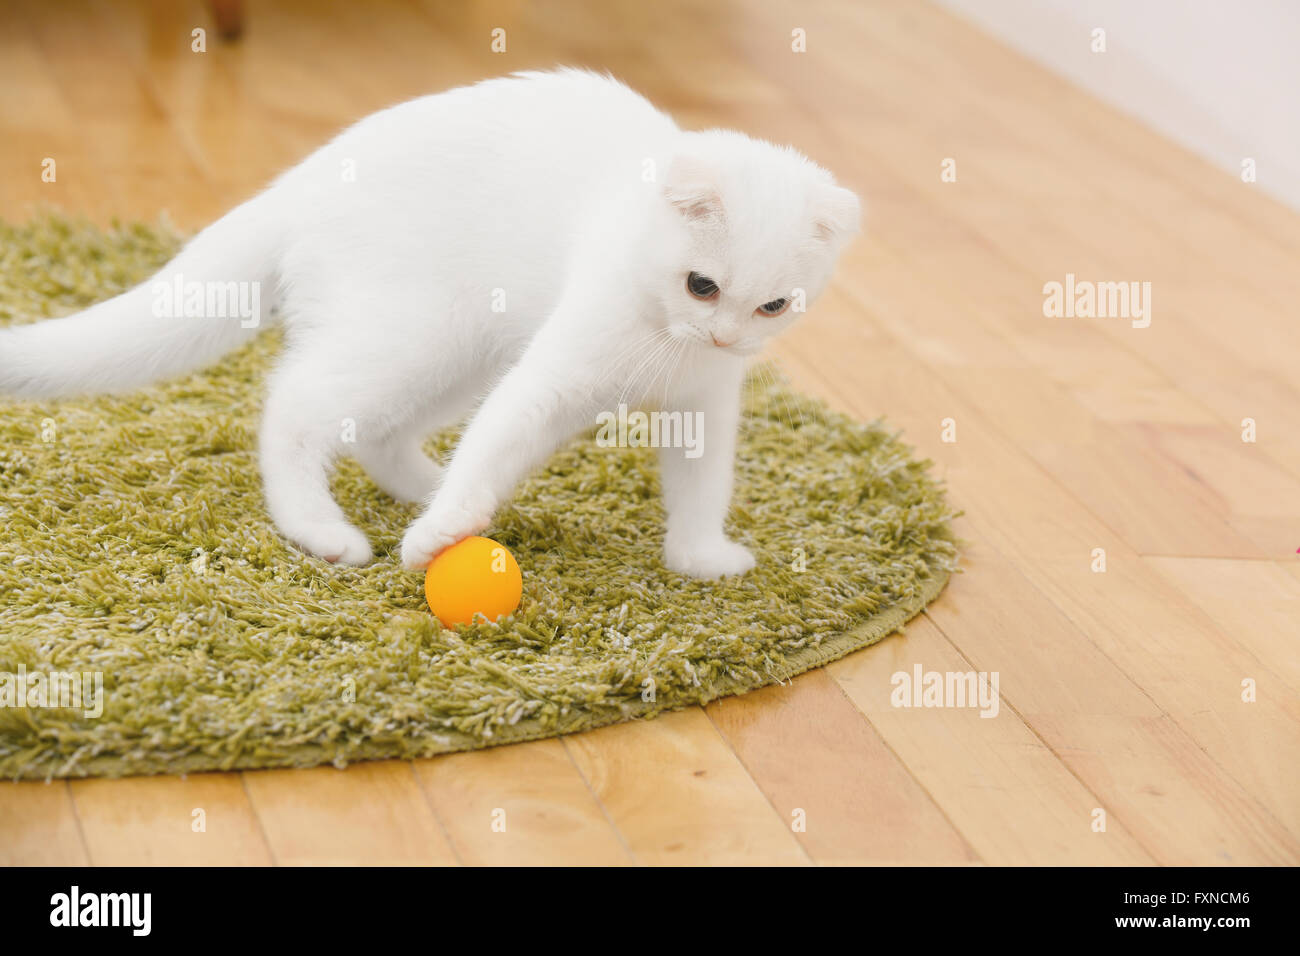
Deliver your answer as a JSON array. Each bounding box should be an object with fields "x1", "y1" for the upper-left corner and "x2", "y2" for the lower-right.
[{"x1": 0, "y1": 214, "x2": 957, "y2": 780}]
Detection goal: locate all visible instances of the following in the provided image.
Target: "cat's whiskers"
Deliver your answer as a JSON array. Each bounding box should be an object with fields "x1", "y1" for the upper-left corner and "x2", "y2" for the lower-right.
[
  {"x1": 592, "y1": 326, "x2": 672, "y2": 402},
  {"x1": 616, "y1": 332, "x2": 677, "y2": 409},
  {"x1": 658, "y1": 338, "x2": 688, "y2": 409},
  {"x1": 641, "y1": 335, "x2": 681, "y2": 410},
  {"x1": 602, "y1": 326, "x2": 672, "y2": 378},
  {"x1": 595, "y1": 327, "x2": 667, "y2": 382},
  {"x1": 767, "y1": 362, "x2": 807, "y2": 430},
  {"x1": 748, "y1": 361, "x2": 795, "y2": 431}
]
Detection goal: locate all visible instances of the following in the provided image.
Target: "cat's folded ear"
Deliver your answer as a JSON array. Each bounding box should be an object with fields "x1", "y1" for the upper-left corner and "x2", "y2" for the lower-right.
[
  {"x1": 811, "y1": 183, "x2": 862, "y2": 244},
  {"x1": 663, "y1": 155, "x2": 725, "y2": 224}
]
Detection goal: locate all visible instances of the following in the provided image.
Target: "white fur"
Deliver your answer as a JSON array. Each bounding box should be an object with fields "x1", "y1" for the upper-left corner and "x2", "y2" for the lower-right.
[{"x1": 0, "y1": 70, "x2": 859, "y2": 577}]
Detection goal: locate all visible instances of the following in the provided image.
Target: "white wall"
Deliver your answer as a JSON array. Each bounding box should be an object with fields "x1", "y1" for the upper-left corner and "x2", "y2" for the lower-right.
[{"x1": 936, "y1": 0, "x2": 1300, "y2": 211}]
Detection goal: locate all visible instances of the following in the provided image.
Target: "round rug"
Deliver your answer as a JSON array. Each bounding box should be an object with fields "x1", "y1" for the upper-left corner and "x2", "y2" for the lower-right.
[{"x1": 0, "y1": 214, "x2": 957, "y2": 780}]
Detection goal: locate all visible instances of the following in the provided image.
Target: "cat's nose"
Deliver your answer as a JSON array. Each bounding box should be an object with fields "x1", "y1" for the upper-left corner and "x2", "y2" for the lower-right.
[{"x1": 710, "y1": 332, "x2": 734, "y2": 348}]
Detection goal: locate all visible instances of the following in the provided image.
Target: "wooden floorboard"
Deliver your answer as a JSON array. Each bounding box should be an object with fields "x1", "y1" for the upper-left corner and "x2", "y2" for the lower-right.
[
  {"x1": 706, "y1": 669, "x2": 980, "y2": 865},
  {"x1": 69, "y1": 774, "x2": 273, "y2": 866},
  {"x1": 413, "y1": 739, "x2": 632, "y2": 866}
]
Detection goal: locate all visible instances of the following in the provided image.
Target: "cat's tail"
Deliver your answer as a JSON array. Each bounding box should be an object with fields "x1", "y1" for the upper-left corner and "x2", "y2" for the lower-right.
[{"x1": 0, "y1": 193, "x2": 283, "y2": 399}]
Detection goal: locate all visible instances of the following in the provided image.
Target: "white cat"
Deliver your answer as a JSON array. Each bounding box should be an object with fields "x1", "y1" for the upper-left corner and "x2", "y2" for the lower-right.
[{"x1": 1, "y1": 69, "x2": 859, "y2": 578}]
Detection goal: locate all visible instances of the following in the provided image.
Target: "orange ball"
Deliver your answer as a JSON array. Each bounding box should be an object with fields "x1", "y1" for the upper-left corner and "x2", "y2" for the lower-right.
[{"x1": 423, "y1": 536, "x2": 522, "y2": 628}]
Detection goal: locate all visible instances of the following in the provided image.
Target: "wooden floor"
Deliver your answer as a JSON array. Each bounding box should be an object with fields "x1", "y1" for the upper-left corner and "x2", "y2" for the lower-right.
[{"x1": 2, "y1": 0, "x2": 1297, "y2": 866}]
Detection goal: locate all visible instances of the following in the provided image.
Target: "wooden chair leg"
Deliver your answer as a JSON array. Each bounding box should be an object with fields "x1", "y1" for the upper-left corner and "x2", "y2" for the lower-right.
[{"x1": 210, "y1": 0, "x2": 244, "y2": 41}]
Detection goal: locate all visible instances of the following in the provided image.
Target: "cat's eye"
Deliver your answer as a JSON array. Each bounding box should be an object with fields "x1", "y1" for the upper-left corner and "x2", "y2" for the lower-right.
[
  {"x1": 686, "y1": 272, "x2": 720, "y2": 300},
  {"x1": 756, "y1": 297, "x2": 789, "y2": 317}
]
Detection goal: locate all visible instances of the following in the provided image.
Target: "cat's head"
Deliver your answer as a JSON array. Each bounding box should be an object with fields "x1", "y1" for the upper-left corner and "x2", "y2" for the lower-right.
[{"x1": 652, "y1": 130, "x2": 860, "y2": 356}]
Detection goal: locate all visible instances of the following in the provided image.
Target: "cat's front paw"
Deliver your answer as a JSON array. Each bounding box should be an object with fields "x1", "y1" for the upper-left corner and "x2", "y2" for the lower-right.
[
  {"x1": 400, "y1": 490, "x2": 495, "y2": 569},
  {"x1": 664, "y1": 536, "x2": 756, "y2": 579},
  {"x1": 290, "y1": 520, "x2": 374, "y2": 566}
]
